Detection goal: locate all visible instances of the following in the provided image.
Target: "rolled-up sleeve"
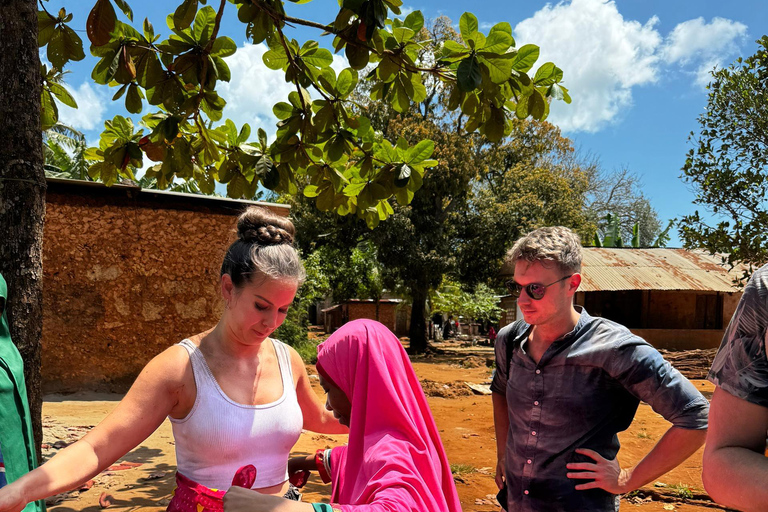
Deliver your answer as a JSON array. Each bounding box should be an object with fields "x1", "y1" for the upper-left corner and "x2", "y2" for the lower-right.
[
  {"x1": 708, "y1": 264, "x2": 768, "y2": 408},
  {"x1": 610, "y1": 337, "x2": 709, "y2": 430}
]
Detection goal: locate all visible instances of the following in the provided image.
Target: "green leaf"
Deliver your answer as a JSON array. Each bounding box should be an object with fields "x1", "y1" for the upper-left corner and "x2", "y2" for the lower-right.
[
  {"x1": 193, "y1": 5, "x2": 216, "y2": 45},
  {"x1": 125, "y1": 83, "x2": 143, "y2": 113},
  {"x1": 528, "y1": 89, "x2": 547, "y2": 120},
  {"x1": 457, "y1": 55, "x2": 482, "y2": 92},
  {"x1": 403, "y1": 10, "x2": 424, "y2": 33},
  {"x1": 405, "y1": 140, "x2": 434, "y2": 164},
  {"x1": 112, "y1": 83, "x2": 128, "y2": 100},
  {"x1": 237, "y1": 124, "x2": 251, "y2": 145},
  {"x1": 48, "y1": 25, "x2": 85, "y2": 70},
  {"x1": 211, "y1": 36, "x2": 237, "y2": 57},
  {"x1": 113, "y1": 0, "x2": 133, "y2": 21},
  {"x1": 38, "y1": 11, "x2": 57, "y2": 46},
  {"x1": 336, "y1": 68, "x2": 358, "y2": 97},
  {"x1": 301, "y1": 47, "x2": 333, "y2": 68},
  {"x1": 459, "y1": 12, "x2": 478, "y2": 42},
  {"x1": 511, "y1": 44, "x2": 539, "y2": 73},
  {"x1": 246, "y1": 10, "x2": 273, "y2": 44},
  {"x1": 263, "y1": 49, "x2": 289, "y2": 70},
  {"x1": 227, "y1": 173, "x2": 247, "y2": 198},
  {"x1": 442, "y1": 40, "x2": 468, "y2": 58},
  {"x1": 343, "y1": 181, "x2": 367, "y2": 196},
  {"x1": 483, "y1": 106, "x2": 505, "y2": 142},
  {"x1": 273, "y1": 102, "x2": 294, "y2": 120},
  {"x1": 48, "y1": 82, "x2": 77, "y2": 108},
  {"x1": 533, "y1": 62, "x2": 563, "y2": 86},
  {"x1": 263, "y1": 166, "x2": 281, "y2": 190},
  {"x1": 479, "y1": 54, "x2": 513, "y2": 84},
  {"x1": 210, "y1": 55, "x2": 231, "y2": 82},
  {"x1": 41, "y1": 90, "x2": 58, "y2": 131},
  {"x1": 143, "y1": 18, "x2": 155, "y2": 41},
  {"x1": 392, "y1": 27, "x2": 415, "y2": 44},
  {"x1": 482, "y1": 28, "x2": 513, "y2": 54},
  {"x1": 346, "y1": 43, "x2": 370, "y2": 70},
  {"x1": 173, "y1": 0, "x2": 197, "y2": 31},
  {"x1": 255, "y1": 154, "x2": 275, "y2": 176},
  {"x1": 87, "y1": 0, "x2": 117, "y2": 46}
]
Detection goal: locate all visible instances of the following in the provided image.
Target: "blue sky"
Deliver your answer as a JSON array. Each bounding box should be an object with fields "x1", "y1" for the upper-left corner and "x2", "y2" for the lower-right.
[{"x1": 54, "y1": 0, "x2": 768, "y2": 246}]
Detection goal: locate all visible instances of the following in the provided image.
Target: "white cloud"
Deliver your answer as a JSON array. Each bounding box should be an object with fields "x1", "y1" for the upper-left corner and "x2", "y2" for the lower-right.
[
  {"x1": 511, "y1": 0, "x2": 747, "y2": 133},
  {"x1": 57, "y1": 82, "x2": 108, "y2": 131},
  {"x1": 395, "y1": 6, "x2": 416, "y2": 19},
  {"x1": 217, "y1": 43, "x2": 296, "y2": 139},
  {"x1": 662, "y1": 17, "x2": 747, "y2": 86},
  {"x1": 514, "y1": 0, "x2": 662, "y2": 133}
]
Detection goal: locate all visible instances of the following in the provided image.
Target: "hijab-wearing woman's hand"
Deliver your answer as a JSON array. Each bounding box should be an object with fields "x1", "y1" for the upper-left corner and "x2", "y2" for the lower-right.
[{"x1": 223, "y1": 487, "x2": 286, "y2": 512}]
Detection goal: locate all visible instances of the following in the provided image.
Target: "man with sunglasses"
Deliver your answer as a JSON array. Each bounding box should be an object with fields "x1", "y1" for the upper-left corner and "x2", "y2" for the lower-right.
[{"x1": 491, "y1": 227, "x2": 709, "y2": 512}]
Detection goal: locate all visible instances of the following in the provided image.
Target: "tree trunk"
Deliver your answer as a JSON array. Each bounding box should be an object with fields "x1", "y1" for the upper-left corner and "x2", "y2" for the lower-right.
[
  {"x1": 0, "y1": 0, "x2": 45, "y2": 462},
  {"x1": 408, "y1": 286, "x2": 429, "y2": 354}
]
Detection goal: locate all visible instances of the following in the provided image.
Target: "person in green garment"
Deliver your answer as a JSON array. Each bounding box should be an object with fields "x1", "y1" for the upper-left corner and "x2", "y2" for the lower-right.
[{"x1": 0, "y1": 274, "x2": 44, "y2": 512}]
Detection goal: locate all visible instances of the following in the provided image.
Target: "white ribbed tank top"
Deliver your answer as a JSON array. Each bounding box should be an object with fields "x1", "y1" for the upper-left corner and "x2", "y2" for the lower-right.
[{"x1": 170, "y1": 338, "x2": 304, "y2": 490}]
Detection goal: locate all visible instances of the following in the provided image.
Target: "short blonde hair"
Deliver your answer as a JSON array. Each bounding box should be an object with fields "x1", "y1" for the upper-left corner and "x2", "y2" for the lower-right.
[{"x1": 507, "y1": 226, "x2": 582, "y2": 274}]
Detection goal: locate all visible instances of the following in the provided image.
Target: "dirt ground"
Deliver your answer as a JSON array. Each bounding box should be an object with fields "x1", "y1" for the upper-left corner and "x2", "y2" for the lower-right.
[{"x1": 42, "y1": 343, "x2": 726, "y2": 512}]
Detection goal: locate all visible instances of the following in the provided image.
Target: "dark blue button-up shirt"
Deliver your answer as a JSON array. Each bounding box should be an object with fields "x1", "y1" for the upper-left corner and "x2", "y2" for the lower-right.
[{"x1": 491, "y1": 307, "x2": 709, "y2": 512}]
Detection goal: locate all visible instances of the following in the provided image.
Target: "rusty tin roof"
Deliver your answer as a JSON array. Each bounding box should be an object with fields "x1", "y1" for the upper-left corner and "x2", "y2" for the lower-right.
[{"x1": 502, "y1": 248, "x2": 749, "y2": 292}]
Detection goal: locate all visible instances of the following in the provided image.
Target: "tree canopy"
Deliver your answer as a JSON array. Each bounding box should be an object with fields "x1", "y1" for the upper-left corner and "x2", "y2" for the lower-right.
[
  {"x1": 36, "y1": 0, "x2": 571, "y2": 229},
  {"x1": 681, "y1": 36, "x2": 768, "y2": 276}
]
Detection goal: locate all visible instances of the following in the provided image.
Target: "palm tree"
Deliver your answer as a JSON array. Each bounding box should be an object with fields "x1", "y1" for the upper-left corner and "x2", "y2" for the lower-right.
[{"x1": 43, "y1": 122, "x2": 89, "y2": 180}]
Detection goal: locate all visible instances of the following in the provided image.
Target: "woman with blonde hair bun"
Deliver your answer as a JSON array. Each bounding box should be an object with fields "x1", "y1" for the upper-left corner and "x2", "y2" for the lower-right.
[{"x1": 0, "y1": 206, "x2": 347, "y2": 512}]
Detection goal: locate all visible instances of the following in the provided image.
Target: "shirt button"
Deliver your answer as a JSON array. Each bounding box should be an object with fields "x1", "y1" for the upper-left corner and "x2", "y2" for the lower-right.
[
  {"x1": 534, "y1": 401, "x2": 539, "y2": 406},
  {"x1": 527, "y1": 459, "x2": 532, "y2": 464},
  {"x1": 535, "y1": 369, "x2": 541, "y2": 374},
  {"x1": 532, "y1": 431, "x2": 537, "y2": 436},
  {"x1": 524, "y1": 490, "x2": 529, "y2": 495}
]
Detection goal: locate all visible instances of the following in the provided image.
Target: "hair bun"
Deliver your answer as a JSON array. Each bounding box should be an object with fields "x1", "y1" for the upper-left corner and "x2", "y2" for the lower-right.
[{"x1": 237, "y1": 206, "x2": 295, "y2": 246}]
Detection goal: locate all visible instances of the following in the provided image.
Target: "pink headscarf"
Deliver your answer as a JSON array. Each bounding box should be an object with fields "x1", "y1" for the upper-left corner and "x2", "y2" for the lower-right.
[{"x1": 316, "y1": 319, "x2": 462, "y2": 512}]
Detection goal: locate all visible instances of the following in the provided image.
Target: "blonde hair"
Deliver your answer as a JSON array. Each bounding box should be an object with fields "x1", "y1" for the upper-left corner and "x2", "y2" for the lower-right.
[{"x1": 507, "y1": 226, "x2": 582, "y2": 274}]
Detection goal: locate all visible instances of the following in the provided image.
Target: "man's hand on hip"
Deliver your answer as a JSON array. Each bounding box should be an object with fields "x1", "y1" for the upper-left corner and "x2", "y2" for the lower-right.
[{"x1": 566, "y1": 448, "x2": 631, "y2": 495}]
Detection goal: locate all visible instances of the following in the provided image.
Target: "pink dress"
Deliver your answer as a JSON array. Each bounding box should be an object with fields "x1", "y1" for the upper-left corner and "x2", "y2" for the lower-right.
[{"x1": 316, "y1": 319, "x2": 462, "y2": 512}]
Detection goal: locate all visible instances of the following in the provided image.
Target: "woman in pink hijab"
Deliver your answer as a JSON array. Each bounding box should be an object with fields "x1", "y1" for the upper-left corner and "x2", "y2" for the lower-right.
[{"x1": 224, "y1": 319, "x2": 462, "y2": 512}]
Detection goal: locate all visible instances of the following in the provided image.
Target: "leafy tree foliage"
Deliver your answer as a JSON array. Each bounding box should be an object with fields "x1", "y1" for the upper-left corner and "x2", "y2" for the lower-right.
[
  {"x1": 681, "y1": 36, "x2": 768, "y2": 276},
  {"x1": 454, "y1": 120, "x2": 595, "y2": 286},
  {"x1": 306, "y1": 242, "x2": 384, "y2": 304},
  {"x1": 431, "y1": 280, "x2": 501, "y2": 325},
  {"x1": 291, "y1": 113, "x2": 597, "y2": 352},
  {"x1": 35, "y1": 0, "x2": 569, "y2": 230}
]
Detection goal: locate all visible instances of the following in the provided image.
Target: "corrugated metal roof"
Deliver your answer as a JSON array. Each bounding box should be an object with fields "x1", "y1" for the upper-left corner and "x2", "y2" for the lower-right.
[
  {"x1": 579, "y1": 248, "x2": 745, "y2": 292},
  {"x1": 501, "y1": 248, "x2": 750, "y2": 292}
]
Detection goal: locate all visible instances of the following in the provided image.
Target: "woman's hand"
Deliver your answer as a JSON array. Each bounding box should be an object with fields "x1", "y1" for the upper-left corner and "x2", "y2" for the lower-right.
[{"x1": 0, "y1": 483, "x2": 28, "y2": 512}]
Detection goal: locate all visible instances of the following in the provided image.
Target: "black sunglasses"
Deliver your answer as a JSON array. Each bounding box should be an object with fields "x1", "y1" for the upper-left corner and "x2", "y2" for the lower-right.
[{"x1": 505, "y1": 274, "x2": 574, "y2": 300}]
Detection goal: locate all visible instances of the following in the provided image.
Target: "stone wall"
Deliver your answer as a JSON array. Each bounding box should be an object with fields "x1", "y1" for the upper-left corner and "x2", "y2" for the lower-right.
[{"x1": 42, "y1": 179, "x2": 289, "y2": 393}]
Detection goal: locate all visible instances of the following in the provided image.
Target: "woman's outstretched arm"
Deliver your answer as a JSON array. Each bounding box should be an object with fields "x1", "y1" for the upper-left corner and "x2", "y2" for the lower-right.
[{"x1": 0, "y1": 345, "x2": 190, "y2": 511}]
